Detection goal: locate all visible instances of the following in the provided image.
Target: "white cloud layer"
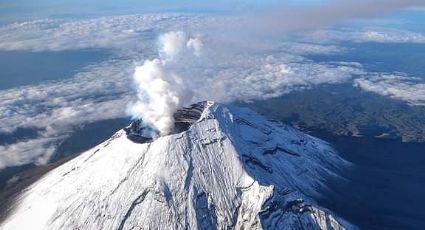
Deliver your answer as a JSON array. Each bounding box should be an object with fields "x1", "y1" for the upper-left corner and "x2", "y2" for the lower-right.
[
  {"x1": 0, "y1": 14, "x2": 212, "y2": 53},
  {"x1": 1, "y1": 14, "x2": 425, "y2": 54},
  {"x1": 1, "y1": 13, "x2": 425, "y2": 170},
  {"x1": 0, "y1": 58, "x2": 134, "y2": 169},
  {"x1": 359, "y1": 30, "x2": 425, "y2": 43},
  {"x1": 305, "y1": 29, "x2": 425, "y2": 44},
  {"x1": 354, "y1": 74, "x2": 425, "y2": 105}
]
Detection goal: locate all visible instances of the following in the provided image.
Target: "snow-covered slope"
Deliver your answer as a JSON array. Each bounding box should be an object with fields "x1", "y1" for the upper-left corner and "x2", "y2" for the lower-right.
[{"x1": 1, "y1": 102, "x2": 350, "y2": 229}]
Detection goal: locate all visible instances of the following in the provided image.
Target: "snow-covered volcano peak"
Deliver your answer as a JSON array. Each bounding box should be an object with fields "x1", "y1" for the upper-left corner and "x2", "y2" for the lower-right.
[{"x1": 1, "y1": 102, "x2": 350, "y2": 230}]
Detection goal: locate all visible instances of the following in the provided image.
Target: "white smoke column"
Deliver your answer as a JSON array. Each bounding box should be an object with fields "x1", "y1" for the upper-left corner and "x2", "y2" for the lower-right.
[{"x1": 127, "y1": 31, "x2": 203, "y2": 137}]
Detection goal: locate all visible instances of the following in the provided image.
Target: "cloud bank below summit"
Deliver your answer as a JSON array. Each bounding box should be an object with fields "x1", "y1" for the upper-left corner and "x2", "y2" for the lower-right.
[
  {"x1": 1, "y1": 11, "x2": 425, "y2": 169},
  {"x1": 2, "y1": 12, "x2": 425, "y2": 53},
  {"x1": 0, "y1": 21, "x2": 363, "y2": 168}
]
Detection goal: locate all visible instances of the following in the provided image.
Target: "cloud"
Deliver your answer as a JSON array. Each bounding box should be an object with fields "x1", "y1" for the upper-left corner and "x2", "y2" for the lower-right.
[
  {"x1": 0, "y1": 137, "x2": 58, "y2": 169},
  {"x1": 1, "y1": 13, "x2": 425, "y2": 55},
  {"x1": 0, "y1": 24, "x2": 365, "y2": 168},
  {"x1": 278, "y1": 42, "x2": 345, "y2": 55},
  {"x1": 1, "y1": 13, "x2": 425, "y2": 169},
  {"x1": 304, "y1": 29, "x2": 425, "y2": 44},
  {"x1": 0, "y1": 58, "x2": 133, "y2": 133},
  {"x1": 0, "y1": 58, "x2": 135, "y2": 169},
  {"x1": 126, "y1": 30, "x2": 363, "y2": 135},
  {"x1": 192, "y1": 56, "x2": 364, "y2": 102},
  {"x1": 126, "y1": 30, "x2": 362, "y2": 135},
  {"x1": 354, "y1": 74, "x2": 425, "y2": 105},
  {"x1": 0, "y1": 14, "x2": 206, "y2": 52},
  {"x1": 359, "y1": 30, "x2": 425, "y2": 43}
]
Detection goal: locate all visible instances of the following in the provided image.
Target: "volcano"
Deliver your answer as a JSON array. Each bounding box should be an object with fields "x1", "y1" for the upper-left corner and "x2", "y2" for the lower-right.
[{"x1": 1, "y1": 102, "x2": 350, "y2": 229}]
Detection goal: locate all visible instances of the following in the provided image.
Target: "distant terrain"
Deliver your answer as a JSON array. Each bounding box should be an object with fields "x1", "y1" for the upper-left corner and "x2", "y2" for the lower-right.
[{"x1": 243, "y1": 84, "x2": 425, "y2": 142}]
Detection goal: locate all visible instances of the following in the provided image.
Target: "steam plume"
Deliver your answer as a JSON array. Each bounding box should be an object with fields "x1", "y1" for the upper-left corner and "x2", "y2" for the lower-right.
[
  {"x1": 127, "y1": 0, "x2": 425, "y2": 137},
  {"x1": 127, "y1": 31, "x2": 202, "y2": 137}
]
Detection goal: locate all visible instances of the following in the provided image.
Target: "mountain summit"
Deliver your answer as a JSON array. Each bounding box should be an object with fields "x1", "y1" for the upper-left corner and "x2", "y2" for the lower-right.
[{"x1": 1, "y1": 102, "x2": 349, "y2": 229}]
